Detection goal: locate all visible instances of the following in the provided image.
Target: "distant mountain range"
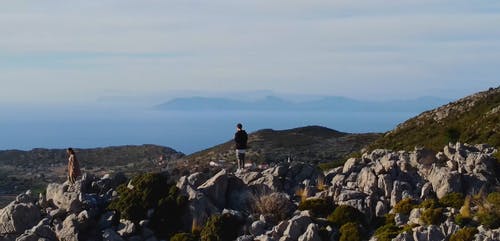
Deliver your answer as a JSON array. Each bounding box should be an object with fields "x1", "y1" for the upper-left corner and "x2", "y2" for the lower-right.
[{"x1": 155, "y1": 95, "x2": 451, "y2": 112}]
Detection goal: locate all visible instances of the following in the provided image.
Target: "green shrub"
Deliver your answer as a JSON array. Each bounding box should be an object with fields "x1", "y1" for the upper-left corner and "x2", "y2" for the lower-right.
[
  {"x1": 107, "y1": 173, "x2": 188, "y2": 239},
  {"x1": 421, "y1": 208, "x2": 444, "y2": 225},
  {"x1": 419, "y1": 198, "x2": 439, "y2": 209},
  {"x1": 446, "y1": 128, "x2": 461, "y2": 143},
  {"x1": 393, "y1": 198, "x2": 416, "y2": 215},
  {"x1": 439, "y1": 192, "x2": 465, "y2": 209},
  {"x1": 449, "y1": 227, "x2": 478, "y2": 241},
  {"x1": 374, "y1": 223, "x2": 401, "y2": 241},
  {"x1": 170, "y1": 233, "x2": 198, "y2": 241},
  {"x1": 298, "y1": 198, "x2": 335, "y2": 218},
  {"x1": 486, "y1": 192, "x2": 500, "y2": 207},
  {"x1": 476, "y1": 211, "x2": 500, "y2": 229},
  {"x1": 328, "y1": 205, "x2": 366, "y2": 227},
  {"x1": 475, "y1": 191, "x2": 500, "y2": 229},
  {"x1": 200, "y1": 214, "x2": 241, "y2": 241},
  {"x1": 339, "y1": 222, "x2": 362, "y2": 241},
  {"x1": 384, "y1": 213, "x2": 396, "y2": 225},
  {"x1": 454, "y1": 214, "x2": 473, "y2": 227}
]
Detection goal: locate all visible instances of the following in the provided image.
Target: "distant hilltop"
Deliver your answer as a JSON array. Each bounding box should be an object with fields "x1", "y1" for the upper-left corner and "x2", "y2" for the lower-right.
[
  {"x1": 155, "y1": 95, "x2": 450, "y2": 112},
  {"x1": 370, "y1": 86, "x2": 500, "y2": 151},
  {"x1": 179, "y1": 125, "x2": 381, "y2": 171}
]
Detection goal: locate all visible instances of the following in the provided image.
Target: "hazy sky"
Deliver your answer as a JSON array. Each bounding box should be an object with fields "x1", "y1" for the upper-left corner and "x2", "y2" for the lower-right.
[{"x1": 1, "y1": 0, "x2": 499, "y2": 105}]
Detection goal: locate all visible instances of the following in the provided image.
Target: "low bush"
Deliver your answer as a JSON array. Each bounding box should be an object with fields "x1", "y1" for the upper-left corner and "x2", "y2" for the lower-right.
[
  {"x1": 170, "y1": 233, "x2": 198, "y2": 241},
  {"x1": 298, "y1": 198, "x2": 335, "y2": 218},
  {"x1": 419, "y1": 198, "x2": 439, "y2": 209},
  {"x1": 393, "y1": 198, "x2": 416, "y2": 215},
  {"x1": 454, "y1": 214, "x2": 473, "y2": 227},
  {"x1": 374, "y1": 223, "x2": 401, "y2": 241},
  {"x1": 253, "y1": 192, "x2": 294, "y2": 223},
  {"x1": 107, "y1": 173, "x2": 188, "y2": 239},
  {"x1": 339, "y1": 222, "x2": 362, "y2": 241},
  {"x1": 475, "y1": 191, "x2": 500, "y2": 229},
  {"x1": 449, "y1": 227, "x2": 478, "y2": 241},
  {"x1": 328, "y1": 205, "x2": 366, "y2": 227},
  {"x1": 421, "y1": 208, "x2": 444, "y2": 225},
  {"x1": 200, "y1": 213, "x2": 241, "y2": 241},
  {"x1": 439, "y1": 192, "x2": 465, "y2": 209}
]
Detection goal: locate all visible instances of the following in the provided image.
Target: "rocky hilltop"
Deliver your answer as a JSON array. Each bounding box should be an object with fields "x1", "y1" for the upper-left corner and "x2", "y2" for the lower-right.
[
  {"x1": 370, "y1": 86, "x2": 500, "y2": 151},
  {"x1": 1, "y1": 143, "x2": 498, "y2": 241},
  {"x1": 180, "y1": 126, "x2": 380, "y2": 170}
]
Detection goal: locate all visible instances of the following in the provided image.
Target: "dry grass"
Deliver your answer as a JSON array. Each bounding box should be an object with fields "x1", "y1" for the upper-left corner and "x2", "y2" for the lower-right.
[
  {"x1": 460, "y1": 195, "x2": 472, "y2": 218},
  {"x1": 253, "y1": 192, "x2": 293, "y2": 223}
]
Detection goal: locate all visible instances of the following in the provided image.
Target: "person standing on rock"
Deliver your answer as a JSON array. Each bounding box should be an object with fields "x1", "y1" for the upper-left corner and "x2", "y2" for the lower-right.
[
  {"x1": 234, "y1": 123, "x2": 248, "y2": 172},
  {"x1": 67, "y1": 148, "x2": 81, "y2": 184}
]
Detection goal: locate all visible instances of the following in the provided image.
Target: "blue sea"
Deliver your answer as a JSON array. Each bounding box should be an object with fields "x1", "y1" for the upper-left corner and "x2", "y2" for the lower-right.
[{"x1": 0, "y1": 108, "x2": 417, "y2": 154}]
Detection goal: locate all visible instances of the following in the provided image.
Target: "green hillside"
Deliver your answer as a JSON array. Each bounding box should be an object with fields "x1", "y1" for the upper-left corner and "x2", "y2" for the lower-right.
[{"x1": 369, "y1": 87, "x2": 500, "y2": 151}]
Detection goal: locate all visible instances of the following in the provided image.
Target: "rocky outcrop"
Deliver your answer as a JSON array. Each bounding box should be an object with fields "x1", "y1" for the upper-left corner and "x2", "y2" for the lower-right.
[{"x1": 0, "y1": 192, "x2": 41, "y2": 235}]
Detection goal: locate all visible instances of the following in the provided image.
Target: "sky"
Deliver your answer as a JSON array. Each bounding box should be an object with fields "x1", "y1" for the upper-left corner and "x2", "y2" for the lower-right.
[{"x1": 1, "y1": 0, "x2": 500, "y2": 106}]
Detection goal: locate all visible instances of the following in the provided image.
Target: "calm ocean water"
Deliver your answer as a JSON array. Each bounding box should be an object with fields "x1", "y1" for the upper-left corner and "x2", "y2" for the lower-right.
[{"x1": 0, "y1": 109, "x2": 417, "y2": 154}]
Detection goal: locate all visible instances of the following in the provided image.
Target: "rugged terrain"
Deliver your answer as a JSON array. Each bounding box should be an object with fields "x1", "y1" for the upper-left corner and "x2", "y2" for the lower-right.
[
  {"x1": 0, "y1": 143, "x2": 498, "y2": 241},
  {"x1": 178, "y1": 126, "x2": 381, "y2": 171},
  {"x1": 0, "y1": 145, "x2": 183, "y2": 207},
  {"x1": 369, "y1": 86, "x2": 500, "y2": 152}
]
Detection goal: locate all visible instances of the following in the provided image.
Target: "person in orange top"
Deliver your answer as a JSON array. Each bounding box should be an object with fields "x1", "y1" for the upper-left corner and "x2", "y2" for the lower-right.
[{"x1": 67, "y1": 148, "x2": 81, "y2": 184}]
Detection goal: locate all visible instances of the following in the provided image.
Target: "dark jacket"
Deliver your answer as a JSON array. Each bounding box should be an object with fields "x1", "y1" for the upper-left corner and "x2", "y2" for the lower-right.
[{"x1": 234, "y1": 130, "x2": 248, "y2": 149}]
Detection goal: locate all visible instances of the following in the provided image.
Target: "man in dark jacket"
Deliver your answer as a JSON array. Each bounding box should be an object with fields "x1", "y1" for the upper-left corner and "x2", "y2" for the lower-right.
[{"x1": 234, "y1": 123, "x2": 248, "y2": 172}]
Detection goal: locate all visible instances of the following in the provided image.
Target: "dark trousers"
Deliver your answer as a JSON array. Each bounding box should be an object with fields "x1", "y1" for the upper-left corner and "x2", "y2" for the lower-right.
[{"x1": 237, "y1": 151, "x2": 245, "y2": 169}]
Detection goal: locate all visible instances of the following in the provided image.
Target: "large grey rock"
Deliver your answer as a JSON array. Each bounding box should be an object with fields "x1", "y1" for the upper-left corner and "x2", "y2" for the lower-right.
[
  {"x1": 342, "y1": 158, "x2": 362, "y2": 174},
  {"x1": 298, "y1": 223, "x2": 321, "y2": 241},
  {"x1": 282, "y1": 214, "x2": 312, "y2": 240},
  {"x1": 412, "y1": 225, "x2": 445, "y2": 241},
  {"x1": 15, "y1": 218, "x2": 57, "y2": 241},
  {"x1": 198, "y1": 169, "x2": 229, "y2": 209},
  {"x1": 378, "y1": 174, "x2": 393, "y2": 197},
  {"x1": 55, "y1": 214, "x2": 79, "y2": 241},
  {"x1": 250, "y1": 174, "x2": 283, "y2": 193},
  {"x1": 356, "y1": 167, "x2": 378, "y2": 194},
  {"x1": 0, "y1": 201, "x2": 41, "y2": 234},
  {"x1": 238, "y1": 172, "x2": 263, "y2": 184},
  {"x1": 250, "y1": 220, "x2": 267, "y2": 236},
  {"x1": 46, "y1": 183, "x2": 82, "y2": 213},
  {"x1": 408, "y1": 208, "x2": 424, "y2": 226},
  {"x1": 375, "y1": 201, "x2": 387, "y2": 217},
  {"x1": 427, "y1": 166, "x2": 462, "y2": 199}
]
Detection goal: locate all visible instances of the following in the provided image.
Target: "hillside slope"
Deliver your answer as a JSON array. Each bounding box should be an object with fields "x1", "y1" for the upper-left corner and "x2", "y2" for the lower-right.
[
  {"x1": 180, "y1": 126, "x2": 381, "y2": 169},
  {"x1": 370, "y1": 87, "x2": 500, "y2": 151}
]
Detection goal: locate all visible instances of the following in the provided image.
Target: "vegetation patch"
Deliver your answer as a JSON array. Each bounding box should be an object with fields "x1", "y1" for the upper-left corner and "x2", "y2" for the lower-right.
[
  {"x1": 393, "y1": 198, "x2": 416, "y2": 215},
  {"x1": 200, "y1": 214, "x2": 241, "y2": 241},
  {"x1": 439, "y1": 192, "x2": 465, "y2": 209},
  {"x1": 107, "y1": 173, "x2": 188, "y2": 239},
  {"x1": 298, "y1": 198, "x2": 335, "y2": 218},
  {"x1": 421, "y1": 208, "x2": 445, "y2": 225},
  {"x1": 339, "y1": 222, "x2": 362, "y2": 241},
  {"x1": 328, "y1": 205, "x2": 366, "y2": 227},
  {"x1": 374, "y1": 223, "x2": 401, "y2": 241},
  {"x1": 449, "y1": 227, "x2": 478, "y2": 241}
]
